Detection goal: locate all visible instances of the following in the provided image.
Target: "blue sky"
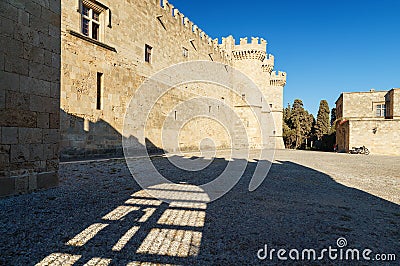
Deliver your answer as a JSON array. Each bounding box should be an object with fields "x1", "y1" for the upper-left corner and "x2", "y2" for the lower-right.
[{"x1": 168, "y1": 0, "x2": 400, "y2": 115}]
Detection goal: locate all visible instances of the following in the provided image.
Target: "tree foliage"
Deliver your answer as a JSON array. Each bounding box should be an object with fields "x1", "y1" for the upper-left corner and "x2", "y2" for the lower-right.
[
  {"x1": 315, "y1": 100, "x2": 330, "y2": 140},
  {"x1": 283, "y1": 99, "x2": 314, "y2": 149},
  {"x1": 282, "y1": 99, "x2": 337, "y2": 151}
]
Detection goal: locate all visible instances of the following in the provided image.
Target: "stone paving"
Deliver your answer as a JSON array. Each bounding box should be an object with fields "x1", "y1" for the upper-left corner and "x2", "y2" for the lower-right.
[{"x1": 0, "y1": 150, "x2": 399, "y2": 265}]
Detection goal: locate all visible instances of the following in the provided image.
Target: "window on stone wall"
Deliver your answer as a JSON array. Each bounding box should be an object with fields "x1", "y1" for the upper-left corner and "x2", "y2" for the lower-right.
[
  {"x1": 96, "y1": 72, "x2": 103, "y2": 110},
  {"x1": 376, "y1": 104, "x2": 386, "y2": 117},
  {"x1": 183, "y1": 47, "x2": 188, "y2": 58},
  {"x1": 145, "y1": 44, "x2": 152, "y2": 63},
  {"x1": 81, "y1": 1, "x2": 103, "y2": 41}
]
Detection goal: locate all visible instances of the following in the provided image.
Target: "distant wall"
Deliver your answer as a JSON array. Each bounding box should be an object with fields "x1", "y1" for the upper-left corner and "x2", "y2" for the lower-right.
[{"x1": 0, "y1": 0, "x2": 61, "y2": 196}]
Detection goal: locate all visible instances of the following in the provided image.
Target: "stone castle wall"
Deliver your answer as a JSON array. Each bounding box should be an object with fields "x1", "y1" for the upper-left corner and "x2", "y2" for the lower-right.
[
  {"x1": 0, "y1": 0, "x2": 61, "y2": 196},
  {"x1": 60, "y1": 0, "x2": 286, "y2": 159}
]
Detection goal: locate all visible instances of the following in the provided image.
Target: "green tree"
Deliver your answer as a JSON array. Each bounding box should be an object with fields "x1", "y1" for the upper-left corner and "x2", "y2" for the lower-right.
[
  {"x1": 330, "y1": 107, "x2": 337, "y2": 126},
  {"x1": 283, "y1": 99, "x2": 314, "y2": 149},
  {"x1": 282, "y1": 103, "x2": 295, "y2": 148},
  {"x1": 315, "y1": 100, "x2": 330, "y2": 140},
  {"x1": 330, "y1": 107, "x2": 337, "y2": 134}
]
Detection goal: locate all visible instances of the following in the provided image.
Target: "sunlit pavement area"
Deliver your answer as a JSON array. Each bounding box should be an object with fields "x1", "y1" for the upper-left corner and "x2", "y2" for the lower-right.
[{"x1": 0, "y1": 149, "x2": 399, "y2": 265}]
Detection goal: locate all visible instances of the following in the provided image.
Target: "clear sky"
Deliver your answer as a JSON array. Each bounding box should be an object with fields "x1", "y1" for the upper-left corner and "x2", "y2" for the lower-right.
[{"x1": 168, "y1": 0, "x2": 400, "y2": 115}]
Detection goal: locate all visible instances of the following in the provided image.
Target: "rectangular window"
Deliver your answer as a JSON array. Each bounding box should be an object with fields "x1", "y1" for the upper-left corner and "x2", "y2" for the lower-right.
[
  {"x1": 92, "y1": 23, "x2": 99, "y2": 40},
  {"x1": 376, "y1": 104, "x2": 386, "y2": 117},
  {"x1": 82, "y1": 18, "x2": 90, "y2": 36},
  {"x1": 96, "y1": 72, "x2": 103, "y2": 110},
  {"x1": 145, "y1": 44, "x2": 152, "y2": 63},
  {"x1": 183, "y1": 47, "x2": 188, "y2": 58},
  {"x1": 81, "y1": 3, "x2": 101, "y2": 40}
]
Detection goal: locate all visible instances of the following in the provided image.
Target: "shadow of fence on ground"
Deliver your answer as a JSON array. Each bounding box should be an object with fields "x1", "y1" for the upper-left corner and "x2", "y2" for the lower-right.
[{"x1": 0, "y1": 152, "x2": 398, "y2": 265}]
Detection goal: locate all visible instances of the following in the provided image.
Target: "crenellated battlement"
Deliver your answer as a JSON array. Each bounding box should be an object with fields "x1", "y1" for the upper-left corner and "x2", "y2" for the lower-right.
[
  {"x1": 153, "y1": 0, "x2": 285, "y2": 76},
  {"x1": 235, "y1": 37, "x2": 267, "y2": 53},
  {"x1": 270, "y1": 71, "x2": 287, "y2": 87},
  {"x1": 218, "y1": 36, "x2": 269, "y2": 62},
  {"x1": 155, "y1": 0, "x2": 224, "y2": 54},
  {"x1": 262, "y1": 54, "x2": 275, "y2": 73}
]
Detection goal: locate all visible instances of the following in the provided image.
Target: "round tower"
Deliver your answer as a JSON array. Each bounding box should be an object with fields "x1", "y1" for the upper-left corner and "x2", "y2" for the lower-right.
[{"x1": 223, "y1": 36, "x2": 286, "y2": 149}]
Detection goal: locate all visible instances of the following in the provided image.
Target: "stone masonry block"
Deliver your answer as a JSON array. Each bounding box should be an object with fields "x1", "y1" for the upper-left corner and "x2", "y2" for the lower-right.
[
  {"x1": 49, "y1": 112, "x2": 59, "y2": 129},
  {"x1": 4, "y1": 54, "x2": 29, "y2": 76},
  {"x1": 1, "y1": 127, "x2": 18, "y2": 144},
  {"x1": 29, "y1": 143, "x2": 45, "y2": 161},
  {"x1": 20, "y1": 76, "x2": 50, "y2": 97},
  {"x1": 28, "y1": 174, "x2": 38, "y2": 191},
  {"x1": 0, "y1": 177, "x2": 15, "y2": 197},
  {"x1": 51, "y1": 66, "x2": 60, "y2": 82},
  {"x1": 44, "y1": 143, "x2": 59, "y2": 160},
  {"x1": 50, "y1": 82, "x2": 60, "y2": 98},
  {"x1": 37, "y1": 113, "x2": 50, "y2": 128},
  {"x1": 19, "y1": 127, "x2": 42, "y2": 144},
  {"x1": 51, "y1": 52, "x2": 61, "y2": 68},
  {"x1": 5, "y1": 90, "x2": 30, "y2": 110},
  {"x1": 30, "y1": 13, "x2": 49, "y2": 33},
  {"x1": 10, "y1": 144, "x2": 30, "y2": 163},
  {"x1": 4, "y1": 38, "x2": 24, "y2": 58},
  {"x1": 0, "y1": 53, "x2": 4, "y2": 72},
  {"x1": 0, "y1": 71, "x2": 20, "y2": 92},
  {"x1": 29, "y1": 62, "x2": 52, "y2": 82},
  {"x1": 41, "y1": 7, "x2": 60, "y2": 27},
  {"x1": 37, "y1": 171, "x2": 58, "y2": 190},
  {"x1": 43, "y1": 128, "x2": 59, "y2": 144},
  {"x1": 0, "y1": 109, "x2": 37, "y2": 128},
  {"x1": 0, "y1": 153, "x2": 10, "y2": 169},
  {"x1": 22, "y1": 43, "x2": 45, "y2": 64},
  {"x1": 0, "y1": 1, "x2": 18, "y2": 22},
  {"x1": 0, "y1": 88, "x2": 5, "y2": 109},
  {"x1": 24, "y1": 1, "x2": 41, "y2": 16},
  {"x1": 0, "y1": 16, "x2": 14, "y2": 37},
  {"x1": 49, "y1": 0, "x2": 61, "y2": 14},
  {"x1": 18, "y1": 9, "x2": 30, "y2": 26},
  {"x1": 30, "y1": 94, "x2": 51, "y2": 112},
  {"x1": 15, "y1": 174, "x2": 29, "y2": 194},
  {"x1": 14, "y1": 24, "x2": 33, "y2": 43}
]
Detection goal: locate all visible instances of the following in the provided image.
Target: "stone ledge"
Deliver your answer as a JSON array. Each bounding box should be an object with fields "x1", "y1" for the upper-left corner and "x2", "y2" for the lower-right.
[{"x1": 68, "y1": 30, "x2": 117, "y2": 52}]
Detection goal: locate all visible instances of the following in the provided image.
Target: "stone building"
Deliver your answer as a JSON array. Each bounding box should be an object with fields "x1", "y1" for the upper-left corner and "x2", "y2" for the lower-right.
[
  {"x1": 60, "y1": 0, "x2": 287, "y2": 159},
  {"x1": 1, "y1": 0, "x2": 286, "y2": 196},
  {"x1": 0, "y1": 0, "x2": 61, "y2": 197},
  {"x1": 336, "y1": 89, "x2": 400, "y2": 155}
]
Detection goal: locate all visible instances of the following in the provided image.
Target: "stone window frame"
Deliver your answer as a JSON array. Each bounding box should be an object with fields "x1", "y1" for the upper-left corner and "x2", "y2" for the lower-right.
[
  {"x1": 145, "y1": 44, "x2": 153, "y2": 63},
  {"x1": 79, "y1": 0, "x2": 108, "y2": 42},
  {"x1": 374, "y1": 102, "x2": 386, "y2": 117},
  {"x1": 182, "y1": 47, "x2": 189, "y2": 58}
]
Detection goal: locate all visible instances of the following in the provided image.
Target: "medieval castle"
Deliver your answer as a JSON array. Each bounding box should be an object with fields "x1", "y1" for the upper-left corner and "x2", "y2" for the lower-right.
[{"x1": 0, "y1": 0, "x2": 286, "y2": 196}]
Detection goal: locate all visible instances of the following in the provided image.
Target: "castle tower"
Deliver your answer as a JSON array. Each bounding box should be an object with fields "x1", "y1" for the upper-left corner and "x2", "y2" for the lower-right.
[{"x1": 220, "y1": 36, "x2": 286, "y2": 149}]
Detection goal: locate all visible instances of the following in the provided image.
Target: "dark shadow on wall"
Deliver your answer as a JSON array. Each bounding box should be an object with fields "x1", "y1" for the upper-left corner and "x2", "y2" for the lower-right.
[
  {"x1": 0, "y1": 135, "x2": 398, "y2": 264},
  {"x1": 60, "y1": 110, "x2": 165, "y2": 161}
]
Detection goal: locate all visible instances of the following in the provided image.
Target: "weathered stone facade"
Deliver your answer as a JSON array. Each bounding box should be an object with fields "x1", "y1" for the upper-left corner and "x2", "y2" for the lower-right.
[
  {"x1": 0, "y1": 0, "x2": 61, "y2": 196},
  {"x1": 336, "y1": 89, "x2": 400, "y2": 155},
  {"x1": 60, "y1": 0, "x2": 286, "y2": 159}
]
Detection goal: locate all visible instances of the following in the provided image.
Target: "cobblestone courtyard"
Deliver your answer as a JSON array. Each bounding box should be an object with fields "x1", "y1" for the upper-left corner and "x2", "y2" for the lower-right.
[{"x1": 0, "y1": 150, "x2": 399, "y2": 265}]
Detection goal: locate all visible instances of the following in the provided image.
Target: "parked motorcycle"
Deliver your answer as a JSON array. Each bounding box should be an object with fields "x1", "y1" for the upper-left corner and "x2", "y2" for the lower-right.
[{"x1": 349, "y1": 146, "x2": 370, "y2": 155}]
